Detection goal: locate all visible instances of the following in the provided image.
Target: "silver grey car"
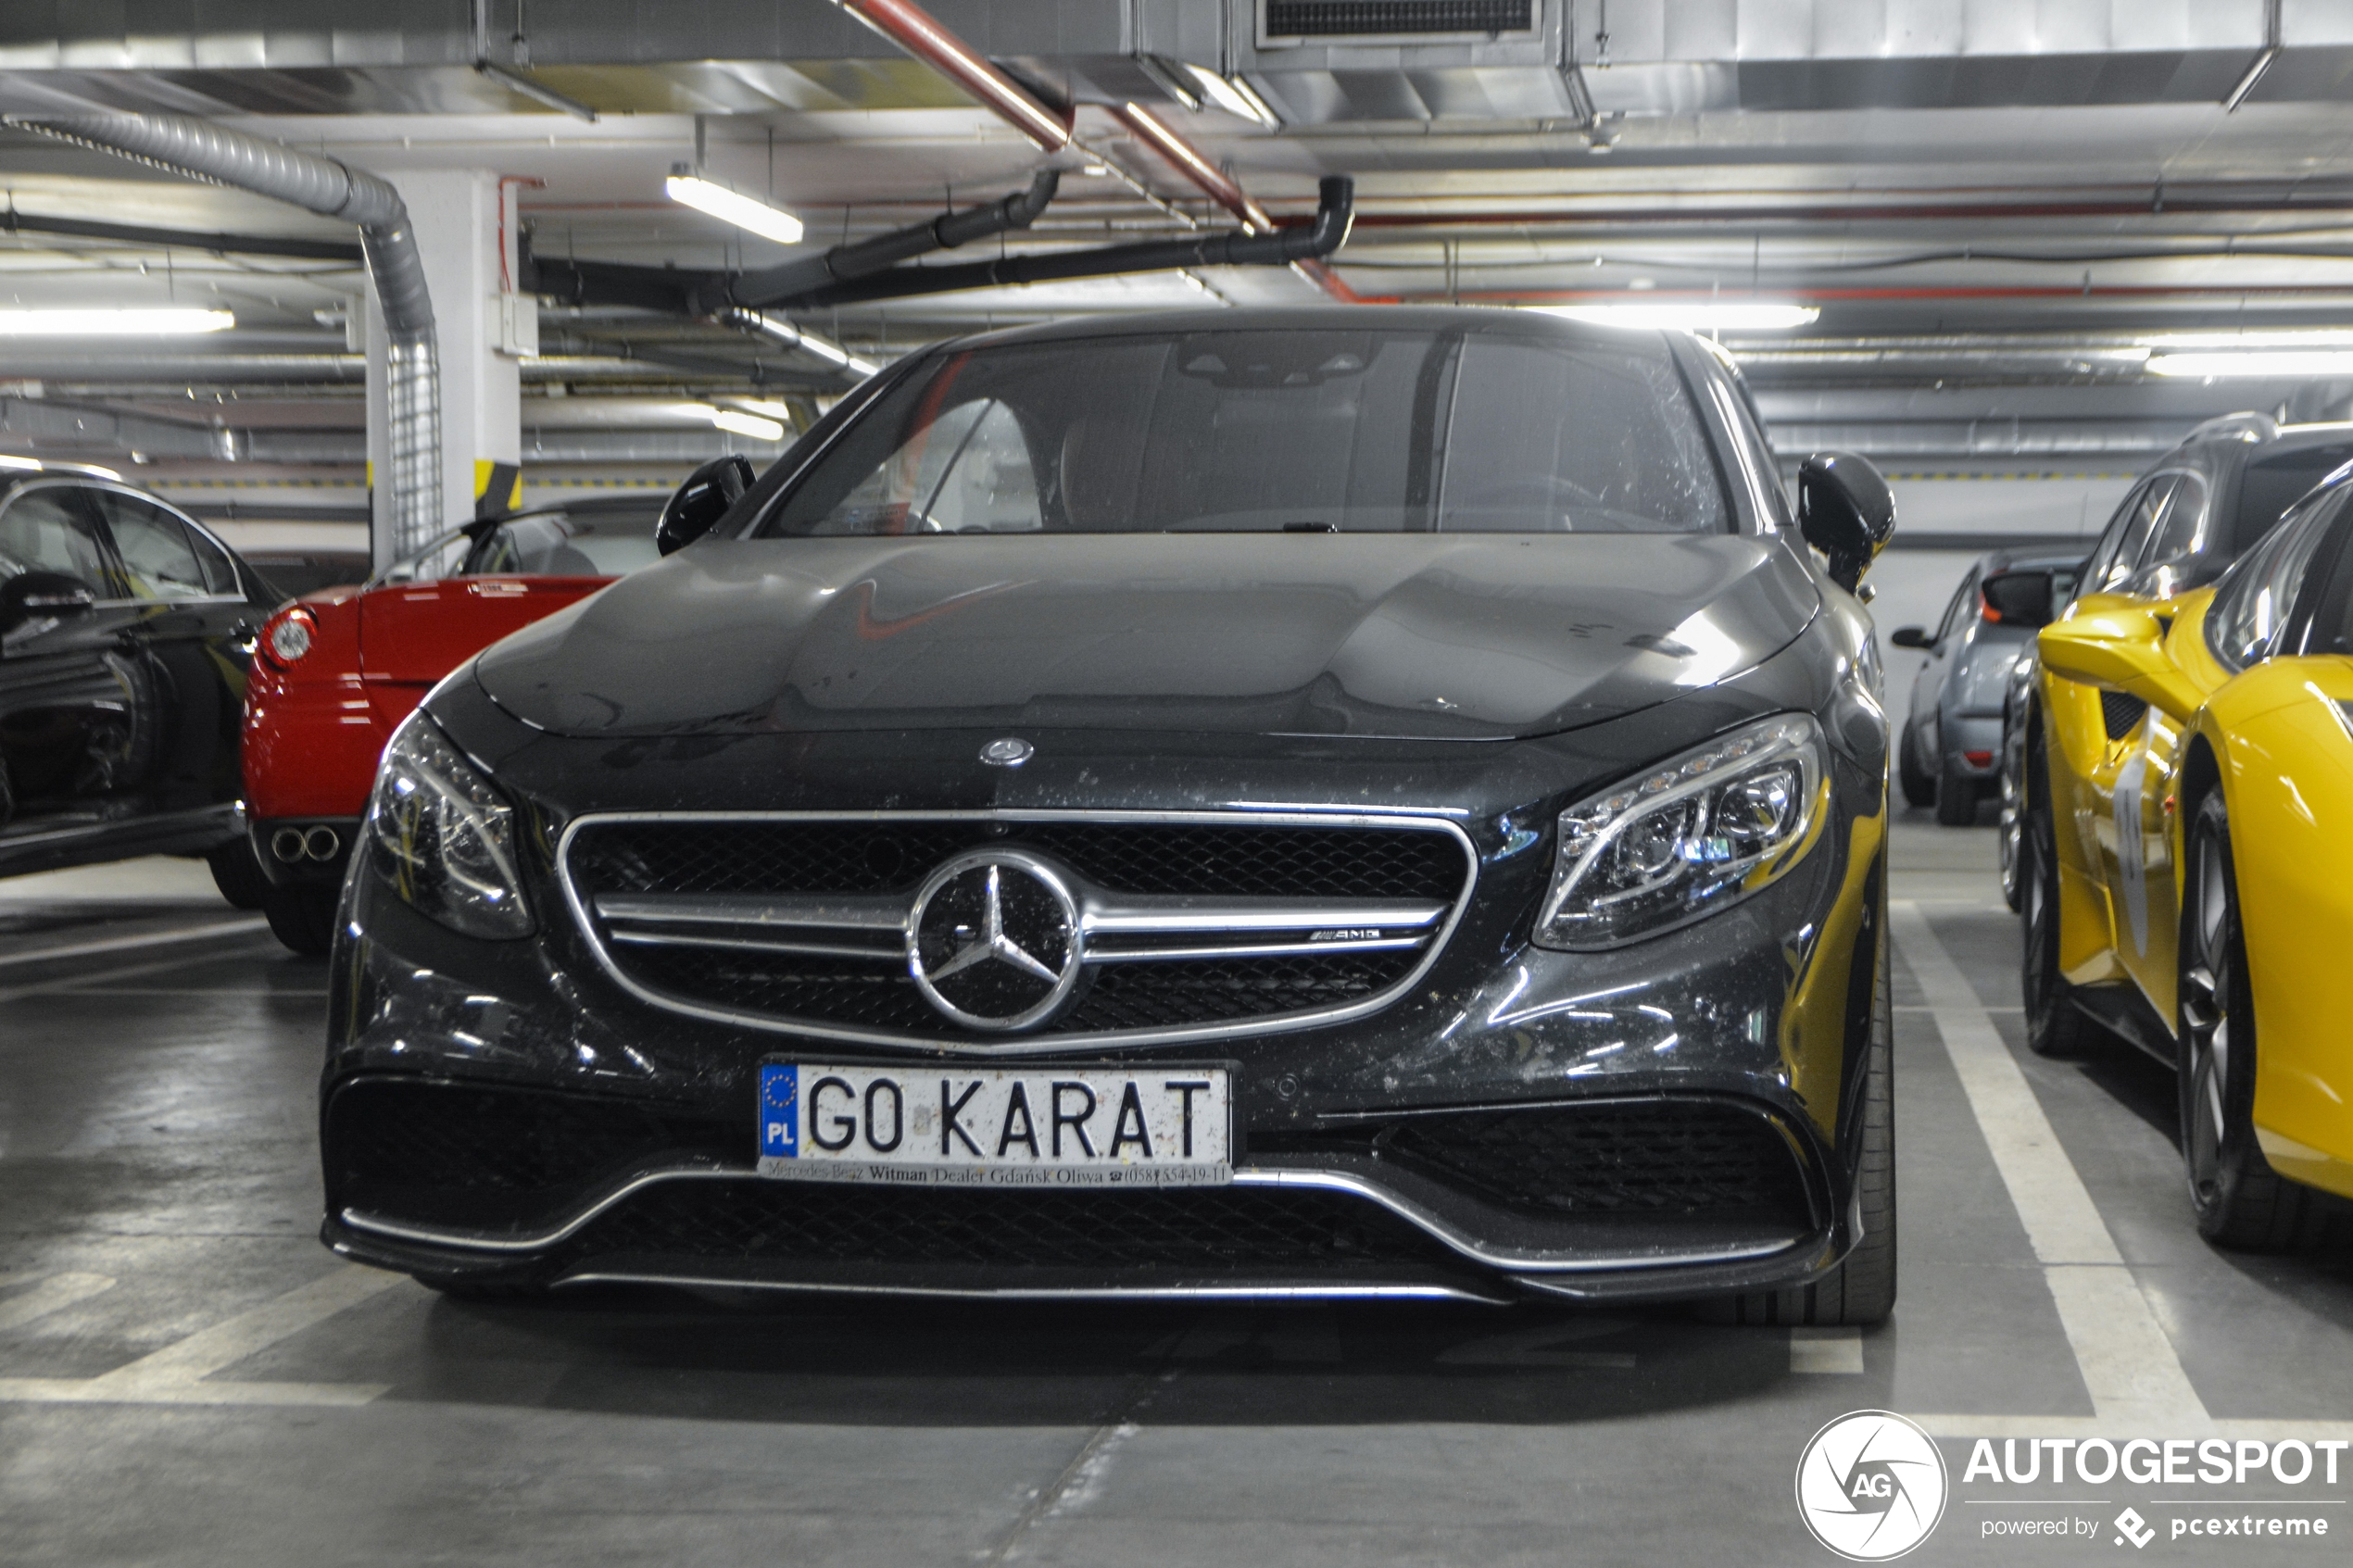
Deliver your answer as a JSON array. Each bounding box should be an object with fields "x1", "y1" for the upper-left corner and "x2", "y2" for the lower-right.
[{"x1": 1893, "y1": 549, "x2": 2082, "y2": 825}]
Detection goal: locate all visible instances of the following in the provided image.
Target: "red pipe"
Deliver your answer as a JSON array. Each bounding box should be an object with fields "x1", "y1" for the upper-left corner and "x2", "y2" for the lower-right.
[
  {"x1": 1109, "y1": 103, "x2": 1270, "y2": 233},
  {"x1": 835, "y1": 0, "x2": 1072, "y2": 151}
]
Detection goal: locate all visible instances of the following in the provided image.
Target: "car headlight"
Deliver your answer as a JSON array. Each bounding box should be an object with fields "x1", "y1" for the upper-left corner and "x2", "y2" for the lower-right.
[
  {"x1": 365, "y1": 711, "x2": 534, "y2": 939},
  {"x1": 1533, "y1": 713, "x2": 1828, "y2": 950}
]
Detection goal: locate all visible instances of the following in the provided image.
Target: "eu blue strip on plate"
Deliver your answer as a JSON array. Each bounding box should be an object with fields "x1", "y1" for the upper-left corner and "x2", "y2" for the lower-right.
[{"x1": 759, "y1": 1063, "x2": 799, "y2": 1158}]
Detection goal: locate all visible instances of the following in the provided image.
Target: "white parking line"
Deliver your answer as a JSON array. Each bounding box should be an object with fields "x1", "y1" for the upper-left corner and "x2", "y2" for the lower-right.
[
  {"x1": 0, "y1": 1273, "x2": 116, "y2": 1331},
  {"x1": 1890, "y1": 901, "x2": 2214, "y2": 1435},
  {"x1": 0, "y1": 1265, "x2": 398, "y2": 1407},
  {"x1": 1791, "y1": 1327, "x2": 1864, "y2": 1374},
  {"x1": 0, "y1": 917, "x2": 269, "y2": 972}
]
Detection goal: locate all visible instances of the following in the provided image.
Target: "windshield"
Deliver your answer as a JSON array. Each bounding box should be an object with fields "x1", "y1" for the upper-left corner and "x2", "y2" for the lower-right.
[{"x1": 758, "y1": 326, "x2": 1730, "y2": 537}]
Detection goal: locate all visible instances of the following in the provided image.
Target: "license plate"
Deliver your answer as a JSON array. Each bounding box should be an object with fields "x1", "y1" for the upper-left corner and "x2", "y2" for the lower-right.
[{"x1": 756, "y1": 1062, "x2": 1232, "y2": 1187}]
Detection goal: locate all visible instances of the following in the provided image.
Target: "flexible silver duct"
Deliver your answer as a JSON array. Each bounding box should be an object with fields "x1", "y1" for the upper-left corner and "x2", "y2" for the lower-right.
[{"x1": 7, "y1": 114, "x2": 443, "y2": 557}]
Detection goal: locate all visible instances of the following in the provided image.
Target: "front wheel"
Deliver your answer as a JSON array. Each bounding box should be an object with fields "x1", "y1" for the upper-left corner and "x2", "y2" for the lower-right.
[
  {"x1": 2178, "y1": 795, "x2": 2342, "y2": 1249},
  {"x1": 2021, "y1": 718, "x2": 2097, "y2": 1058}
]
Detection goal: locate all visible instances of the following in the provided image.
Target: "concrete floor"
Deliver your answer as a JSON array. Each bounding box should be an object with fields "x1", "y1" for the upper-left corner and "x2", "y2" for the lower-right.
[{"x1": 5, "y1": 822, "x2": 2351, "y2": 1566}]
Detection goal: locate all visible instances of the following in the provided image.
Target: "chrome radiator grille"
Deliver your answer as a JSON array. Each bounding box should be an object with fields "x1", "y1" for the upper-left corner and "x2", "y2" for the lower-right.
[{"x1": 560, "y1": 813, "x2": 1476, "y2": 1051}]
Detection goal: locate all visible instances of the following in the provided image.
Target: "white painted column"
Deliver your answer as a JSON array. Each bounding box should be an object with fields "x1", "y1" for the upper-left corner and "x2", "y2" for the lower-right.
[{"x1": 363, "y1": 168, "x2": 523, "y2": 571}]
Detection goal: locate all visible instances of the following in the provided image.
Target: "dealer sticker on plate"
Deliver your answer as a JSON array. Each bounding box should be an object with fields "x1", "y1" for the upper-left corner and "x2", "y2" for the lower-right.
[{"x1": 757, "y1": 1062, "x2": 1231, "y2": 1187}]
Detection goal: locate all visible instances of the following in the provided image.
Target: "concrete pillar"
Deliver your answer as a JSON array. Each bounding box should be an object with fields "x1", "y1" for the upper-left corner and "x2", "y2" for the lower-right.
[{"x1": 364, "y1": 168, "x2": 523, "y2": 571}]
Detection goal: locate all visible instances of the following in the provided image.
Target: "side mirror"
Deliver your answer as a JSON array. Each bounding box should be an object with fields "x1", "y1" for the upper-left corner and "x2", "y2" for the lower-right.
[
  {"x1": 657, "y1": 454, "x2": 758, "y2": 556},
  {"x1": 1, "y1": 571, "x2": 98, "y2": 633},
  {"x1": 2037, "y1": 606, "x2": 2202, "y2": 722},
  {"x1": 1981, "y1": 570, "x2": 2056, "y2": 628},
  {"x1": 1889, "y1": 625, "x2": 1932, "y2": 650},
  {"x1": 1797, "y1": 451, "x2": 1895, "y2": 593}
]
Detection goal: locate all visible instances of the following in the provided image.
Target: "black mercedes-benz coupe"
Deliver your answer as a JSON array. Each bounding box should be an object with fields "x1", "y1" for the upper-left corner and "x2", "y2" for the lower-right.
[{"x1": 321, "y1": 307, "x2": 1901, "y2": 1322}]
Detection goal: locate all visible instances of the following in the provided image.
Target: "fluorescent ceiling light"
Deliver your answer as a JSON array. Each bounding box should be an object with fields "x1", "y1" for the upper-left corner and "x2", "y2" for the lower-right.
[
  {"x1": 1532, "y1": 302, "x2": 1820, "y2": 332},
  {"x1": 724, "y1": 398, "x2": 798, "y2": 422},
  {"x1": 2145, "y1": 330, "x2": 2353, "y2": 350},
  {"x1": 1180, "y1": 63, "x2": 1280, "y2": 127},
  {"x1": 665, "y1": 167, "x2": 804, "y2": 245},
  {"x1": 706, "y1": 407, "x2": 786, "y2": 441},
  {"x1": 0, "y1": 307, "x2": 234, "y2": 336},
  {"x1": 0, "y1": 455, "x2": 43, "y2": 470},
  {"x1": 731, "y1": 309, "x2": 880, "y2": 376},
  {"x1": 2148, "y1": 351, "x2": 2353, "y2": 378}
]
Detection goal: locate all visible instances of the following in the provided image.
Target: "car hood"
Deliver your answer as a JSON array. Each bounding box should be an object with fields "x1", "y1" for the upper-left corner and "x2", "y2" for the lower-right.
[{"x1": 472, "y1": 533, "x2": 1819, "y2": 742}]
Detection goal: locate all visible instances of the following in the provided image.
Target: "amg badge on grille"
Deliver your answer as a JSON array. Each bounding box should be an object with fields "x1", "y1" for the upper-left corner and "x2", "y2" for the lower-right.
[{"x1": 906, "y1": 849, "x2": 1083, "y2": 1031}]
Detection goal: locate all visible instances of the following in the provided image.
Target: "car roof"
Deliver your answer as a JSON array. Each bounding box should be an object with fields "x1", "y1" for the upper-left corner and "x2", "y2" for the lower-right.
[{"x1": 936, "y1": 304, "x2": 1669, "y2": 355}]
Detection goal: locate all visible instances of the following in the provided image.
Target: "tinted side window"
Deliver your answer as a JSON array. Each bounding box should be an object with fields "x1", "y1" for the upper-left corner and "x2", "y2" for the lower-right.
[
  {"x1": 96, "y1": 492, "x2": 212, "y2": 600},
  {"x1": 2208, "y1": 490, "x2": 2344, "y2": 671},
  {"x1": 2095, "y1": 476, "x2": 2176, "y2": 593},
  {"x1": 1934, "y1": 571, "x2": 1978, "y2": 643},
  {"x1": 2139, "y1": 470, "x2": 2211, "y2": 594},
  {"x1": 0, "y1": 485, "x2": 112, "y2": 590},
  {"x1": 182, "y1": 521, "x2": 240, "y2": 595},
  {"x1": 2080, "y1": 479, "x2": 2153, "y2": 595},
  {"x1": 2233, "y1": 444, "x2": 2353, "y2": 556}
]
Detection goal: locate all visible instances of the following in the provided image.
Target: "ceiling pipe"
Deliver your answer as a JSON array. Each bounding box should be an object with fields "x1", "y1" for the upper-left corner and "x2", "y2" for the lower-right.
[
  {"x1": 729, "y1": 169, "x2": 1060, "y2": 309},
  {"x1": 829, "y1": 0, "x2": 1072, "y2": 151},
  {"x1": 780, "y1": 176, "x2": 1353, "y2": 308},
  {"x1": 0, "y1": 208, "x2": 365, "y2": 262},
  {"x1": 6, "y1": 113, "x2": 442, "y2": 557}
]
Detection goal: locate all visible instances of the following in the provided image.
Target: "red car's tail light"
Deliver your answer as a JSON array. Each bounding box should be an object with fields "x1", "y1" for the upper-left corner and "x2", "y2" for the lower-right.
[{"x1": 261, "y1": 605, "x2": 318, "y2": 669}]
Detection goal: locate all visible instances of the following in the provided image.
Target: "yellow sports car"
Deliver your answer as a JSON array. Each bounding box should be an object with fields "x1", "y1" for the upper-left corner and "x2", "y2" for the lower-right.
[{"x1": 2020, "y1": 464, "x2": 2353, "y2": 1247}]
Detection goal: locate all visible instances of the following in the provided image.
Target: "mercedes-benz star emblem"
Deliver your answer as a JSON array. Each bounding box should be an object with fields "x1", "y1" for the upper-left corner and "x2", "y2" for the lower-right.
[
  {"x1": 906, "y1": 848, "x2": 1083, "y2": 1031},
  {"x1": 978, "y1": 736, "x2": 1034, "y2": 768}
]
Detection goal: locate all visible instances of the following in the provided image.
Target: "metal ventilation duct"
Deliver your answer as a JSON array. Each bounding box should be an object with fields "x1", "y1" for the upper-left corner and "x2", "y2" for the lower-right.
[{"x1": 6, "y1": 113, "x2": 442, "y2": 557}]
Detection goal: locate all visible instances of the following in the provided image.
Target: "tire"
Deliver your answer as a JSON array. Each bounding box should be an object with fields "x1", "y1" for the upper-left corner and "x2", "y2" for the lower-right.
[
  {"x1": 262, "y1": 884, "x2": 338, "y2": 956},
  {"x1": 1897, "y1": 724, "x2": 1936, "y2": 809},
  {"x1": 1700, "y1": 910, "x2": 1896, "y2": 1327},
  {"x1": 1933, "y1": 750, "x2": 1978, "y2": 826},
  {"x1": 2021, "y1": 717, "x2": 2095, "y2": 1059},
  {"x1": 206, "y1": 836, "x2": 270, "y2": 910},
  {"x1": 2177, "y1": 796, "x2": 2348, "y2": 1250}
]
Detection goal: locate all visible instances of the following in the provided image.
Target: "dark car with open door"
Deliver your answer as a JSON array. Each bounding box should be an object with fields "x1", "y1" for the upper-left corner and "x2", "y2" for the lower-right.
[{"x1": 1, "y1": 459, "x2": 282, "y2": 899}]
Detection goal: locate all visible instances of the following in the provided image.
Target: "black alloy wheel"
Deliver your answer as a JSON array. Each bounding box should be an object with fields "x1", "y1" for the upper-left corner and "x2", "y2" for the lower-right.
[
  {"x1": 1897, "y1": 724, "x2": 1936, "y2": 809},
  {"x1": 2177, "y1": 795, "x2": 2341, "y2": 1249},
  {"x1": 262, "y1": 884, "x2": 338, "y2": 956},
  {"x1": 1699, "y1": 908, "x2": 1896, "y2": 1328},
  {"x1": 2021, "y1": 715, "x2": 2094, "y2": 1058}
]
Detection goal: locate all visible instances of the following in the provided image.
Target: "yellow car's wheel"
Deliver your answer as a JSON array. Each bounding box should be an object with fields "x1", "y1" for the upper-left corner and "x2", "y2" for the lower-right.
[
  {"x1": 2179, "y1": 795, "x2": 2345, "y2": 1250},
  {"x1": 2021, "y1": 715, "x2": 2095, "y2": 1057}
]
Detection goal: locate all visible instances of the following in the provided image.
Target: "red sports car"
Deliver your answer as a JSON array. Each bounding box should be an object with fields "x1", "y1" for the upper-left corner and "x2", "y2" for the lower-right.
[{"x1": 244, "y1": 496, "x2": 660, "y2": 951}]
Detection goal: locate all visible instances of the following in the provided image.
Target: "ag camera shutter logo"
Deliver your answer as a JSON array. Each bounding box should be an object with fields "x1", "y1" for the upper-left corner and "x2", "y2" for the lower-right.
[{"x1": 1795, "y1": 1411, "x2": 1949, "y2": 1561}]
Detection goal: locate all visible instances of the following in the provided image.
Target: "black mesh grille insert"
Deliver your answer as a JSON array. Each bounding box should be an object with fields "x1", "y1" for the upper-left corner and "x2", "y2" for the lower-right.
[
  {"x1": 568, "y1": 818, "x2": 1467, "y2": 1038},
  {"x1": 326, "y1": 1079, "x2": 746, "y2": 1229},
  {"x1": 1265, "y1": 1, "x2": 1532, "y2": 37},
  {"x1": 573, "y1": 1179, "x2": 1459, "y2": 1273},
  {"x1": 570, "y1": 820, "x2": 1463, "y2": 903},
  {"x1": 1375, "y1": 1100, "x2": 1813, "y2": 1223},
  {"x1": 2100, "y1": 690, "x2": 2149, "y2": 742}
]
